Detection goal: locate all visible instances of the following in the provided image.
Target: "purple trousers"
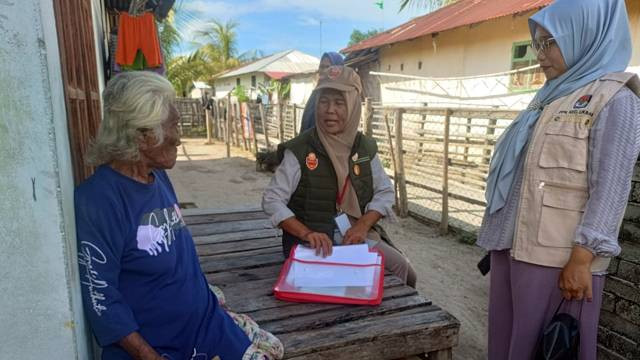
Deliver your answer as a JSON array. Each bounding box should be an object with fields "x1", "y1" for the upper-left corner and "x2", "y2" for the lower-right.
[{"x1": 488, "y1": 250, "x2": 605, "y2": 360}]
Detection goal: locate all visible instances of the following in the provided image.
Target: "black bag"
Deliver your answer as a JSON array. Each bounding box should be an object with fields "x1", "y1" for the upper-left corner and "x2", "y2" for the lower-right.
[{"x1": 535, "y1": 299, "x2": 582, "y2": 360}]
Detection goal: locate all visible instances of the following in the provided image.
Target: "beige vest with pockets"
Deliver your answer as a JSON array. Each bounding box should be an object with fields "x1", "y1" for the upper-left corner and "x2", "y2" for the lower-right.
[{"x1": 512, "y1": 72, "x2": 640, "y2": 273}]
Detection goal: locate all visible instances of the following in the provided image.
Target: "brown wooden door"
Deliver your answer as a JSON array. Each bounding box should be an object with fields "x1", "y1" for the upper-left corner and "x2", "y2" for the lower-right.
[{"x1": 53, "y1": 0, "x2": 102, "y2": 184}]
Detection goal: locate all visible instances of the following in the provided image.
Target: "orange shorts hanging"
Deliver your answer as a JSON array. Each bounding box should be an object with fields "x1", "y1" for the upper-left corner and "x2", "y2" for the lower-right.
[{"x1": 116, "y1": 12, "x2": 163, "y2": 67}]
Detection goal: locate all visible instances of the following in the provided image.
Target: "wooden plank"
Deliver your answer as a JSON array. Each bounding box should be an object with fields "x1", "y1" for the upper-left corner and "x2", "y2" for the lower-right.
[
  {"x1": 199, "y1": 246, "x2": 282, "y2": 265},
  {"x1": 185, "y1": 211, "x2": 268, "y2": 226},
  {"x1": 196, "y1": 237, "x2": 282, "y2": 256},
  {"x1": 188, "y1": 219, "x2": 273, "y2": 237},
  {"x1": 395, "y1": 110, "x2": 408, "y2": 217},
  {"x1": 200, "y1": 252, "x2": 284, "y2": 274},
  {"x1": 259, "y1": 103, "x2": 271, "y2": 149},
  {"x1": 384, "y1": 112, "x2": 399, "y2": 211},
  {"x1": 427, "y1": 349, "x2": 453, "y2": 360},
  {"x1": 226, "y1": 94, "x2": 232, "y2": 157},
  {"x1": 441, "y1": 110, "x2": 451, "y2": 235},
  {"x1": 263, "y1": 295, "x2": 431, "y2": 335},
  {"x1": 248, "y1": 284, "x2": 418, "y2": 324},
  {"x1": 280, "y1": 308, "x2": 459, "y2": 358},
  {"x1": 206, "y1": 264, "x2": 283, "y2": 284},
  {"x1": 220, "y1": 275, "x2": 406, "y2": 314},
  {"x1": 193, "y1": 228, "x2": 281, "y2": 245}
]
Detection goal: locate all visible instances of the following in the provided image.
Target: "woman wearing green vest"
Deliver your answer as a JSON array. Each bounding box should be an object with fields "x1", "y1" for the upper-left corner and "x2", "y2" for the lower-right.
[{"x1": 262, "y1": 65, "x2": 417, "y2": 287}]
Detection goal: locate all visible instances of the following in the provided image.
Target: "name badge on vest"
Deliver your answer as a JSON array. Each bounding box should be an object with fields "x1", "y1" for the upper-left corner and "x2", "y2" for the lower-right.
[{"x1": 334, "y1": 212, "x2": 351, "y2": 237}]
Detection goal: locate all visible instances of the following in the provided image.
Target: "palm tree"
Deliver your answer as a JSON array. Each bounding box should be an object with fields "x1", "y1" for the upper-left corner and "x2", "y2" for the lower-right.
[
  {"x1": 195, "y1": 20, "x2": 239, "y2": 69},
  {"x1": 157, "y1": 10, "x2": 181, "y2": 62},
  {"x1": 398, "y1": 0, "x2": 459, "y2": 12},
  {"x1": 167, "y1": 52, "x2": 207, "y2": 97}
]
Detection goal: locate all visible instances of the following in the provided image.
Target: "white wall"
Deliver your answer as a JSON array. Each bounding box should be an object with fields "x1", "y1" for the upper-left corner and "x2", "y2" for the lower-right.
[
  {"x1": 289, "y1": 75, "x2": 316, "y2": 105},
  {"x1": 214, "y1": 73, "x2": 269, "y2": 101},
  {"x1": 376, "y1": 2, "x2": 640, "y2": 109},
  {"x1": 0, "y1": 0, "x2": 91, "y2": 359}
]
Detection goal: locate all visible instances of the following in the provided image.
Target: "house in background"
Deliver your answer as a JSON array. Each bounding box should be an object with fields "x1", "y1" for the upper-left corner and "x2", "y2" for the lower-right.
[
  {"x1": 343, "y1": 0, "x2": 640, "y2": 109},
  {"x1": 190, "y1": 81, "x2": 212, "y2": 100},
  {"x1": 284, "y1": 70, "x2": 317, "y2": 106},
  {"x1": 213, "y1": 49, "x2": 319, "y2": 103}
]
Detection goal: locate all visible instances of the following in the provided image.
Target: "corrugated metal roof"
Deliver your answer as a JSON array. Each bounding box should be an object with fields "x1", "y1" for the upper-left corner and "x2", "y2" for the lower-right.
[
  {"x1": 192, "y1": 81, "x2": 211, "y2": 89},
  {"x1": 217, "y1": 50, "x2": 320, "y2": 79},
  {"x1": 342, "y1": 0, "x2": 552, "y2": 54}
]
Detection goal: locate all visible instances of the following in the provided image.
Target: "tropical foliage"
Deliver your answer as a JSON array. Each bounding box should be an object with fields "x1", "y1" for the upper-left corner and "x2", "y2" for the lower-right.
[
  {"x1": 348, "y1": 28, "x2": 383, "y2": 47},
  {"x1": 160, "y1": 11, "x2": 267, "y2": 98}
]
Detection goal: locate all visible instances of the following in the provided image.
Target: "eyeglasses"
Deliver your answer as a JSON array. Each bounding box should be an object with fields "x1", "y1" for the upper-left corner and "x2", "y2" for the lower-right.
[{"x1": 531, "y1": 38, "x2": 557, "y2": 54}]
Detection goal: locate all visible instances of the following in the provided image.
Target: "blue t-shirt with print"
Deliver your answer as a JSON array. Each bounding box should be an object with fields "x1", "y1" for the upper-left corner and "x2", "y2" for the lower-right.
[{"x1": 75, "y1": 165, "x2": 251, "y2": 360}]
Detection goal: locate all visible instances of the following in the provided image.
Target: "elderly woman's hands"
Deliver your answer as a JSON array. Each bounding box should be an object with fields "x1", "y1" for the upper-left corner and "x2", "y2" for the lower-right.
[{"x1": 558, "y1": 245, "x2": 595, "y2": 301}]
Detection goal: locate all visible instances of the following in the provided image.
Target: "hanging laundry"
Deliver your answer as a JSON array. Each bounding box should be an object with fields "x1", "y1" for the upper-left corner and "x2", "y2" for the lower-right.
[
  {"x1": 111, "y1": 27, "x2": 165, "y2": 77},
  {"x1": 116, "y1": 12, "x2": 163, "y2": 67}
]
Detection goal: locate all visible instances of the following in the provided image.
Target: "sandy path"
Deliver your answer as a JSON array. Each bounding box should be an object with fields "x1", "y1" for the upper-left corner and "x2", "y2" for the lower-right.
[{"x1": 168, "y1": 138, "x2": 489, "y2": 360}]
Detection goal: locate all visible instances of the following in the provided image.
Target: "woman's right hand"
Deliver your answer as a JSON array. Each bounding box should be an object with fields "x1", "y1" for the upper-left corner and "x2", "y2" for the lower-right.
[{"x1": 303, "y1": 232, "x2": 333, "y2": 257}]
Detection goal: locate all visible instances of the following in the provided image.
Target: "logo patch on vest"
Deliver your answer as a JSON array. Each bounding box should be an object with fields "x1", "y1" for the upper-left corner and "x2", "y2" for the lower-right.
[
  {"x1": 305, "y1": 152, "x2": 318, "y2": 170},
  {"x1": 353, "y1": 164, "x2": 361, "y2": 176},
  {"x1": 327, "y1": 66, "x2": 342, "y2": 79},
  {"x1": 574, "y1": 95, "x2": 592, "y2": 109}
]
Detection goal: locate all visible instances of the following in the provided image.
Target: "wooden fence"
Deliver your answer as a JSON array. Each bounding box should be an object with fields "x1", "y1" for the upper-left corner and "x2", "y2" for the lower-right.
[
  {"x1": 202, "y1": 98, "x2": 304, "y2": 157},
  {"x1": 365, "y1": 100, "x2": 520, "y2": 234},
  {"x1": 193, "y1": 95, "x2": 519, "y2": 234}
]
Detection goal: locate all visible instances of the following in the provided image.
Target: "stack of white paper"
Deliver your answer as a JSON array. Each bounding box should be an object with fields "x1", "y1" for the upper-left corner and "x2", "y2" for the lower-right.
[{"x1": 291, "y1": 244, "x2": 381, "y2": 288}]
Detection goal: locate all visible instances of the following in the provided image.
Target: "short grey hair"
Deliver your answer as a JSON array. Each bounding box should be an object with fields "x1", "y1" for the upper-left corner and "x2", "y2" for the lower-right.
[{"x1": 87, "y1": 71, "x2": 176, "y2": 165}]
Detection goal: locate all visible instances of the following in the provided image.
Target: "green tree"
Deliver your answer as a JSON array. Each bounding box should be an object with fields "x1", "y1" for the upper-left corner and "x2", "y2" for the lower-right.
[
  {"x1": 348, "y1": 28, "x2": 382, "y2": 46},
  {"x1": 166, "y1": 52, "x2": 207, "y2": 97},
  {"x1": 195, "y1": 20, "x2": 240, "y2": 69},
  {"x1": 157, "y1": 10, "x2": 181, "y2": 62},
  {"x1": 398, "y1": 0, "x2": 459, "y2": 12}
]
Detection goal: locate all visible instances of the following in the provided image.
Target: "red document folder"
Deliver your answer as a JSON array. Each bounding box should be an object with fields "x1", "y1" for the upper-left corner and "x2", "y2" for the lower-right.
[{"x1": 273, "y1": 245, "x2": 385, "y2": 306}]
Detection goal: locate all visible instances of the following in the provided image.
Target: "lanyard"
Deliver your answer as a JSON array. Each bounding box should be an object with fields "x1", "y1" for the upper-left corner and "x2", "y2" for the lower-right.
[{"x1": 336, "y1": 176, "x2": 351, "y2": 209}]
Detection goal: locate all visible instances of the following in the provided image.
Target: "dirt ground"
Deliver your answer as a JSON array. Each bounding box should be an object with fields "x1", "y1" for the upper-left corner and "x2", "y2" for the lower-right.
[{"x1": 168, "y1": 138, "x2": 490, "y2": 360}]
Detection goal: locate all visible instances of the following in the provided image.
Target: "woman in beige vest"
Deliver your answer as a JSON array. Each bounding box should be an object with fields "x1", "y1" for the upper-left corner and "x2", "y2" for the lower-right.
[{"x1": 477, "y1": 0, "x2": 640, "y2": 359}]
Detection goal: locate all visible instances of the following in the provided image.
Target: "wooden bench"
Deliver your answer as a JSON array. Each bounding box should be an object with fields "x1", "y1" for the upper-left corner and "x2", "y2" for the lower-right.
[{"x1": 184, "y1": 207, "x2": 460, "y2": 360}]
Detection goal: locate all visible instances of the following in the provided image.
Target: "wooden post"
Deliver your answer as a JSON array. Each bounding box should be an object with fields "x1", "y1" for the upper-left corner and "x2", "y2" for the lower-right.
[
  {"x1": 239, "y1": 103, "x2": 249, "y2": 151},
  {"x1": 463, "y1": 117, "x2": 472, "y2": 163},
  {"x1": 394, "y1": 109, "x2": 408, "y2": 218},
  {"x1": 363, "y1": 97, "x2": 373, "y2": 137},
  {"x1": 259, "y1": 103, "x2": 271, "y2": 150},
  {"x1": 205, "y1": 107, "x2": 213, "y2": 144},
  {"x1": 249, "y1": 106, "x2": 258, "y2": 156},
  {"x1": 226, "y1": 94, "x2": 231, "y2": 158},
  {"x1": 441, "y1": 109, "x2": 452, "y2": 235},
  {"x1": 484, "y1": 117, "x2": 497, "y2": 164},
  {"x1": 213, "y1": 100, "x2": 220, "y2": 140},
  {"x1": 233, "y1": 103, "x2": 241, "y2": 148},
  {"x1": 278, "y1": 102, "x2": 284, "y2": 141},
  {"x1": 384, "y1": 112, "x2": 399, "y2": 212},
  {"x1": 292, "y1": 105, "x2": 298, "y2": 137}
]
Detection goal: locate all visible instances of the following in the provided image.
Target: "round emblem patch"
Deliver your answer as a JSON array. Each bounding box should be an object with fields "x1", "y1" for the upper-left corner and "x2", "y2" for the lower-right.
[
  {"x1": 306, "y1": 152, "x2": 318, "y2": 170},
  {"x1": 353, "y1": 164, "x2": 361, "y2": 176},
  {"x1": 327, "y1": 65, "x2": 342, "y2": 80}
]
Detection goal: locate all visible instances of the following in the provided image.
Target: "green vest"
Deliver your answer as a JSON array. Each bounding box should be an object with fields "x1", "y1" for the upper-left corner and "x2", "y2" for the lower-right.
[{"x1": 277, "y1": 129, "x2": 378, "y2": 244}]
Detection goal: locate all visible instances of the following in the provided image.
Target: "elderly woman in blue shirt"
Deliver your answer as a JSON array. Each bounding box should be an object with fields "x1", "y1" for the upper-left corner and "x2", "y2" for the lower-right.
[
  {"x1": 478, "y1": 0, "x2": 640, "y2": 359},
  {"x1": 75, "y1": 71, "x2": 283, "y2": 360}
]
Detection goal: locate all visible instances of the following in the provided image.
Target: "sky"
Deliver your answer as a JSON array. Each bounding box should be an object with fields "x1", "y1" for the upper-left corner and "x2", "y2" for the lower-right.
[{"x1": 172, "y1": 0, "x2": 429, "y2": 59}]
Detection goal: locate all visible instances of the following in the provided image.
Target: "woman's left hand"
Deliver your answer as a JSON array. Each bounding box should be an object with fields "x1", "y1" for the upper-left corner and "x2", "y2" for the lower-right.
[
  {"x1": 558, "y1": 246, "x2": 595, "y2": 302},
  {"x1": 343, "y1": 222, "x2": 370, "y2": 245}
]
